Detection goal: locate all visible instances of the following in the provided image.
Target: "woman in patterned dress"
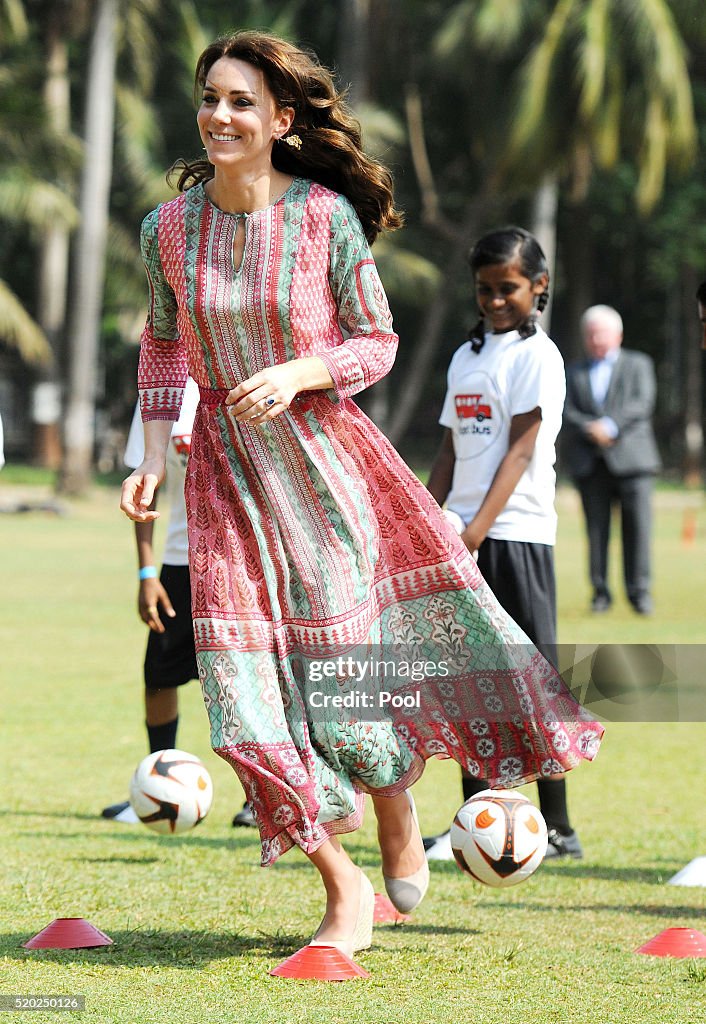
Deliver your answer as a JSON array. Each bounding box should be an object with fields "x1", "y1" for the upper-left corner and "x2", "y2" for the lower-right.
[{"x1": 121, "y1": 31, "x2": 603, "y2": 957}]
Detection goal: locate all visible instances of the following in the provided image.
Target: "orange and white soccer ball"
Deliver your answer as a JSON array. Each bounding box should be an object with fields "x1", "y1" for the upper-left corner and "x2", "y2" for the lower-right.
[
  {"x1": 450, "y1": 789, "x2": 547, "y2": 887},
  {"x1": 129, "y1": 749, "x2": 213, "y2": 834}
]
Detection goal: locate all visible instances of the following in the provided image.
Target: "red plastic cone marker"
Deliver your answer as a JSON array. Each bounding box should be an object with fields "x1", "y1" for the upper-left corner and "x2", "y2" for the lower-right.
[
  {"x1": 269, "y1": 944, "x2": 370, "y2": 980},
  {"x1": 636, "y1": 928, "x2": 706, "y2": 958},
  {"x1": 374, "y1": 893, "x2": 411, "y2": 923},
  {"x1": 23, "y1": 918, "x2": 113, "y2": 950}
]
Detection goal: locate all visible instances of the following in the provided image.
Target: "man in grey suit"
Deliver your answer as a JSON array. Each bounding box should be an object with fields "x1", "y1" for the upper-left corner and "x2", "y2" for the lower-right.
[{"x1": 563, "y1": 305, "x2": 661, "y2": 615}]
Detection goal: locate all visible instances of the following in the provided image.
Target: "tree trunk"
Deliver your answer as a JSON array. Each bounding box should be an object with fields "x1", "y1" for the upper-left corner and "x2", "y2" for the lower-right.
[
  {"x1": 337, "y1": 0, "x2": 370, "y2": 106},
  {"x1": 681, "y1": 265, "x2": 703, "y2": 486},
  {"x1": 531, "y1": 172, "x2": 558, "y2": 332},
  {"x1": 59, "y1": 0, "x2": 118, "y2": 495},
  {"x1": 661, "y1": 278, "x2": 682, "y2": 472},
  {"x1": 561, "y1": 200, "x2": 593, "y2": 363},
  {"x1": 33, "y1": 18, "x2": 71, "y2": 470},
  {"x1": 338, "y1": 0, "x2": 394, "y2": 431},
  {"x1": 386, "y1": 202, "x2": 484, "y2": 447}
]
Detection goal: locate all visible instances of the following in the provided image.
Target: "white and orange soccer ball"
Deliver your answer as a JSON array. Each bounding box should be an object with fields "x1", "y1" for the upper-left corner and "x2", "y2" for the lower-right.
[
  {"x1": 129, "y1": 749, "x2": 213, "y2": 834},
  {"x1": 450, "y1": 789, "x2": 548, "y2": 887}
]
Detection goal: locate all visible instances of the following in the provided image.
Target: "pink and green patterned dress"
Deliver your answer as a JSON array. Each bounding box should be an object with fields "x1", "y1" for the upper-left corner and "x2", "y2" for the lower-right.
[{"x1": 138, "y1": 177, "x2": 603, "y2": 866}]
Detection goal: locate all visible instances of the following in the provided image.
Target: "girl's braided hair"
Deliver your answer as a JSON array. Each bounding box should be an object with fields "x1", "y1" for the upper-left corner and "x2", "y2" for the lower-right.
[{"x1": 467, "y1": 226, "x2": 549, "y2": 353}]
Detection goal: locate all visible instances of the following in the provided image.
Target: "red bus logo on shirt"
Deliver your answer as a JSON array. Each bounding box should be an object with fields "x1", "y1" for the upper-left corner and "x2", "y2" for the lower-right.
[
  {"x1": 171, "y1": 434, "x2": 192, "y2": 469},
  {"x1": 455, "y1": 394, "x2": 492, "y2": 422},
  {"x1": 172, "y1": 434, "x2": 192, "y2": 456}
]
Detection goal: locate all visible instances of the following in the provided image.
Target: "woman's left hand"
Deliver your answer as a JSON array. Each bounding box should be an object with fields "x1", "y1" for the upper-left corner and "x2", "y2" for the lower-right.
[{"x1": 225, "y1": 362, "x2": 303, "y2": 425}]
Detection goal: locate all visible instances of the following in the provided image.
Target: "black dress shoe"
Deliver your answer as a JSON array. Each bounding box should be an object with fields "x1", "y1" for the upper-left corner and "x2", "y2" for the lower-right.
[
  {"x1": 232, "y1": 801, "x2": 257, "y2": 828},
  {"x1": 631, "y1": 596, "x2": 653, "y2": 616},
  {"x1": 544, "y1": 828, "x2": 584, "y2": 859},
  {"x1": 590, "y1": 595, "x2": 611, "y2": 613},
  {"x1": 101, "y1": 800, "x2": 139, "y2": 823}
]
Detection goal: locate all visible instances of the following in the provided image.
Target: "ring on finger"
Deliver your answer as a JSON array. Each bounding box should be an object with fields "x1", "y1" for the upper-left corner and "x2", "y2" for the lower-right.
[{"x1": 265, "y1": 396, "x2": 275, "y2": 408}]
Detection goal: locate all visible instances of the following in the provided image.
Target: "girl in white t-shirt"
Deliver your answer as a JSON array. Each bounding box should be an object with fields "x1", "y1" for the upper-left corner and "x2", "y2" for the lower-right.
[{"x1": 425, "y1": 226, "x2": 582, "y2": 862}]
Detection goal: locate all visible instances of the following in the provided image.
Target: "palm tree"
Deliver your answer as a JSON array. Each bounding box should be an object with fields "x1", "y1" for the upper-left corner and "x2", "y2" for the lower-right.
[
  {"x1": 59, "y1": 0, "x2": 120, "y2": 494},
  {"x1": 0, "y1": 0, "x2": 28, "y2": 41},
  {"x1": 0, "y1": 11, "x2": 78, "y2": 370},
  {"x1": 503, "y1": 0, "x2": 696, "y2": 355},
  {"x1": 30, "y1": 1, "x2": 92, "y2": 468},
  {"x1": 385, "y1": 0, "x2": 697, "y2": 445},
  {"x1": 59, "y1": 0, "x2": 160, "y2": 494},
  {"x1": 383, "y1": 0, "x2": 535, "y2": 446},
  {"x1": 0, "y1": 155, "x2": 76, "y2": 367},
  {"x1": 507, "y1": 0, "x2": 695, "y2": 209},
  {"x1": 332, "y1": 0, "x2": 445, "y2": 431}
]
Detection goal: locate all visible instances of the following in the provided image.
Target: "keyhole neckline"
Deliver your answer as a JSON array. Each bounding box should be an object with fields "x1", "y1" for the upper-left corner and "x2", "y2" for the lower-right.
[{"x1": 201, "y1": 177, "x2": 298, "y2": 219}]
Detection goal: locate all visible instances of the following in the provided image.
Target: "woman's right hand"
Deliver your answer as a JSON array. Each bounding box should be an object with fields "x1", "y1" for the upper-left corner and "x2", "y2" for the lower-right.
[{"x1": 120, "y1": 457, "x2": 166, "y2": 522}]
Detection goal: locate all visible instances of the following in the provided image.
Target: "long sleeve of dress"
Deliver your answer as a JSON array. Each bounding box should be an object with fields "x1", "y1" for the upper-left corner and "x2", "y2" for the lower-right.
[
  {"x1": 319, "y1": 196, "x2": 398, "y2": 401},
  {"x1": 137, "y1": 208, "x2": 188, "y2": 422}
]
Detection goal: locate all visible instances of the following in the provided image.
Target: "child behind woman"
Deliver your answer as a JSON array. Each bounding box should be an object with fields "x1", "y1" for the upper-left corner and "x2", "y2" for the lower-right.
[{"x1": 424, "y1": 226, "x2": 583, "y2": 860}]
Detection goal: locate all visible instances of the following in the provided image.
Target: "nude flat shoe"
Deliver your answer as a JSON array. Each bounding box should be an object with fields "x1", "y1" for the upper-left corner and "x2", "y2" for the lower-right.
[
  {"x1": 309, "y1": 869, "x2": 374, "y2": 959},
  {"x1": 382, "y1": 791, "x2": 429, "y2": 914}
]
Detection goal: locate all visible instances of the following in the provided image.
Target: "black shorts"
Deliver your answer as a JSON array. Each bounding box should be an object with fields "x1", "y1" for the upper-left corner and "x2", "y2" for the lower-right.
[
  {"x1": 144, "y1": 564, "x2": 199, "y2": 690},
  {"x1": 476, "y1": 537, "x2": 557, "y2": 668}
]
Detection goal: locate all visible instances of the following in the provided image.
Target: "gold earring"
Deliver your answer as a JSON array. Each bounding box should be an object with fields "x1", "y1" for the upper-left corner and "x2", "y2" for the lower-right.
[{"x1": 282, "y1": 134, "x2": 302, "y2": 150}]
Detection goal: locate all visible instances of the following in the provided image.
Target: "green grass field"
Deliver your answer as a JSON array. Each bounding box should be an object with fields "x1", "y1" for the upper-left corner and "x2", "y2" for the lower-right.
[{"x1": 1, "y1": 479, "x2": 705, "y2": 1024}]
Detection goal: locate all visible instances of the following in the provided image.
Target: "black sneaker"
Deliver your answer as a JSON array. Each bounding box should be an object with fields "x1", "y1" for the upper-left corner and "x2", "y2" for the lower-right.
[
  {"x1": 232, "y1": 801, "x2": 257, "y2": 828},
  {"x1": 101, "y1": 800, "x2": 139, "y2": 824},
  {"x1": 423, "y1": 831, "x2": 449, "y2": 852},
  {"x1": 544, "y1": 828, "x2": 583, "y2": 859},
  {"x1": 423, "y1": 831, "x2": 454, "y2": 861}
]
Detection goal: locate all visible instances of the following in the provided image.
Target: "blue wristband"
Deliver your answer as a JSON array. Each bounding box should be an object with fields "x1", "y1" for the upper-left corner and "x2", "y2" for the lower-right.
[{"x1": 139, "y1": 566, "x2": 158, "y2": 581}]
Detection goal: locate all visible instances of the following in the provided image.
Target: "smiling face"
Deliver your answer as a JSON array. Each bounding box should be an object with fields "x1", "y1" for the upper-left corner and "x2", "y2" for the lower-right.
[
  {"x1": 196, "y1": 57, "x2": 293, "y2": 174},
  {"x1": 474, "y1": 259, "x2": 547, "y2": 334}
]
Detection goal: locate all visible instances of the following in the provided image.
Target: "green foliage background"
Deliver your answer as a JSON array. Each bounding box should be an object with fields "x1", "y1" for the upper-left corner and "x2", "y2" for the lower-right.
[{"x1": 1, "y1": 0, "x2": 705, "y2": 473}]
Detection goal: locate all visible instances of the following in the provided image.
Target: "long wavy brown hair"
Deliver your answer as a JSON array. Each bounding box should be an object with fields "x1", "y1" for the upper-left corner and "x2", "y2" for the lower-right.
[{"x1": 169, "y1": 31, "x2": 403, "y2": 244}]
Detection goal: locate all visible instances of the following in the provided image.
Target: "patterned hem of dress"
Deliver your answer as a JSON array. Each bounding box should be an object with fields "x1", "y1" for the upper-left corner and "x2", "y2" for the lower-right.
[
  {"x1": 257, "y1": 790, "x2": 367, "y2": 867},
  {"x1": 260, "y1": 756, "x2": 428, "y2": 866},
  {"x1": 225, "y1": 754, "x2": 427, "y2": 867}
]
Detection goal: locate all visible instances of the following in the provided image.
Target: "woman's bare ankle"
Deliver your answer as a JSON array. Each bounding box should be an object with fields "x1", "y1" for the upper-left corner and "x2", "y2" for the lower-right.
[{"x1": 373, "y1": 792, "x2": 424, "y2": 878}]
